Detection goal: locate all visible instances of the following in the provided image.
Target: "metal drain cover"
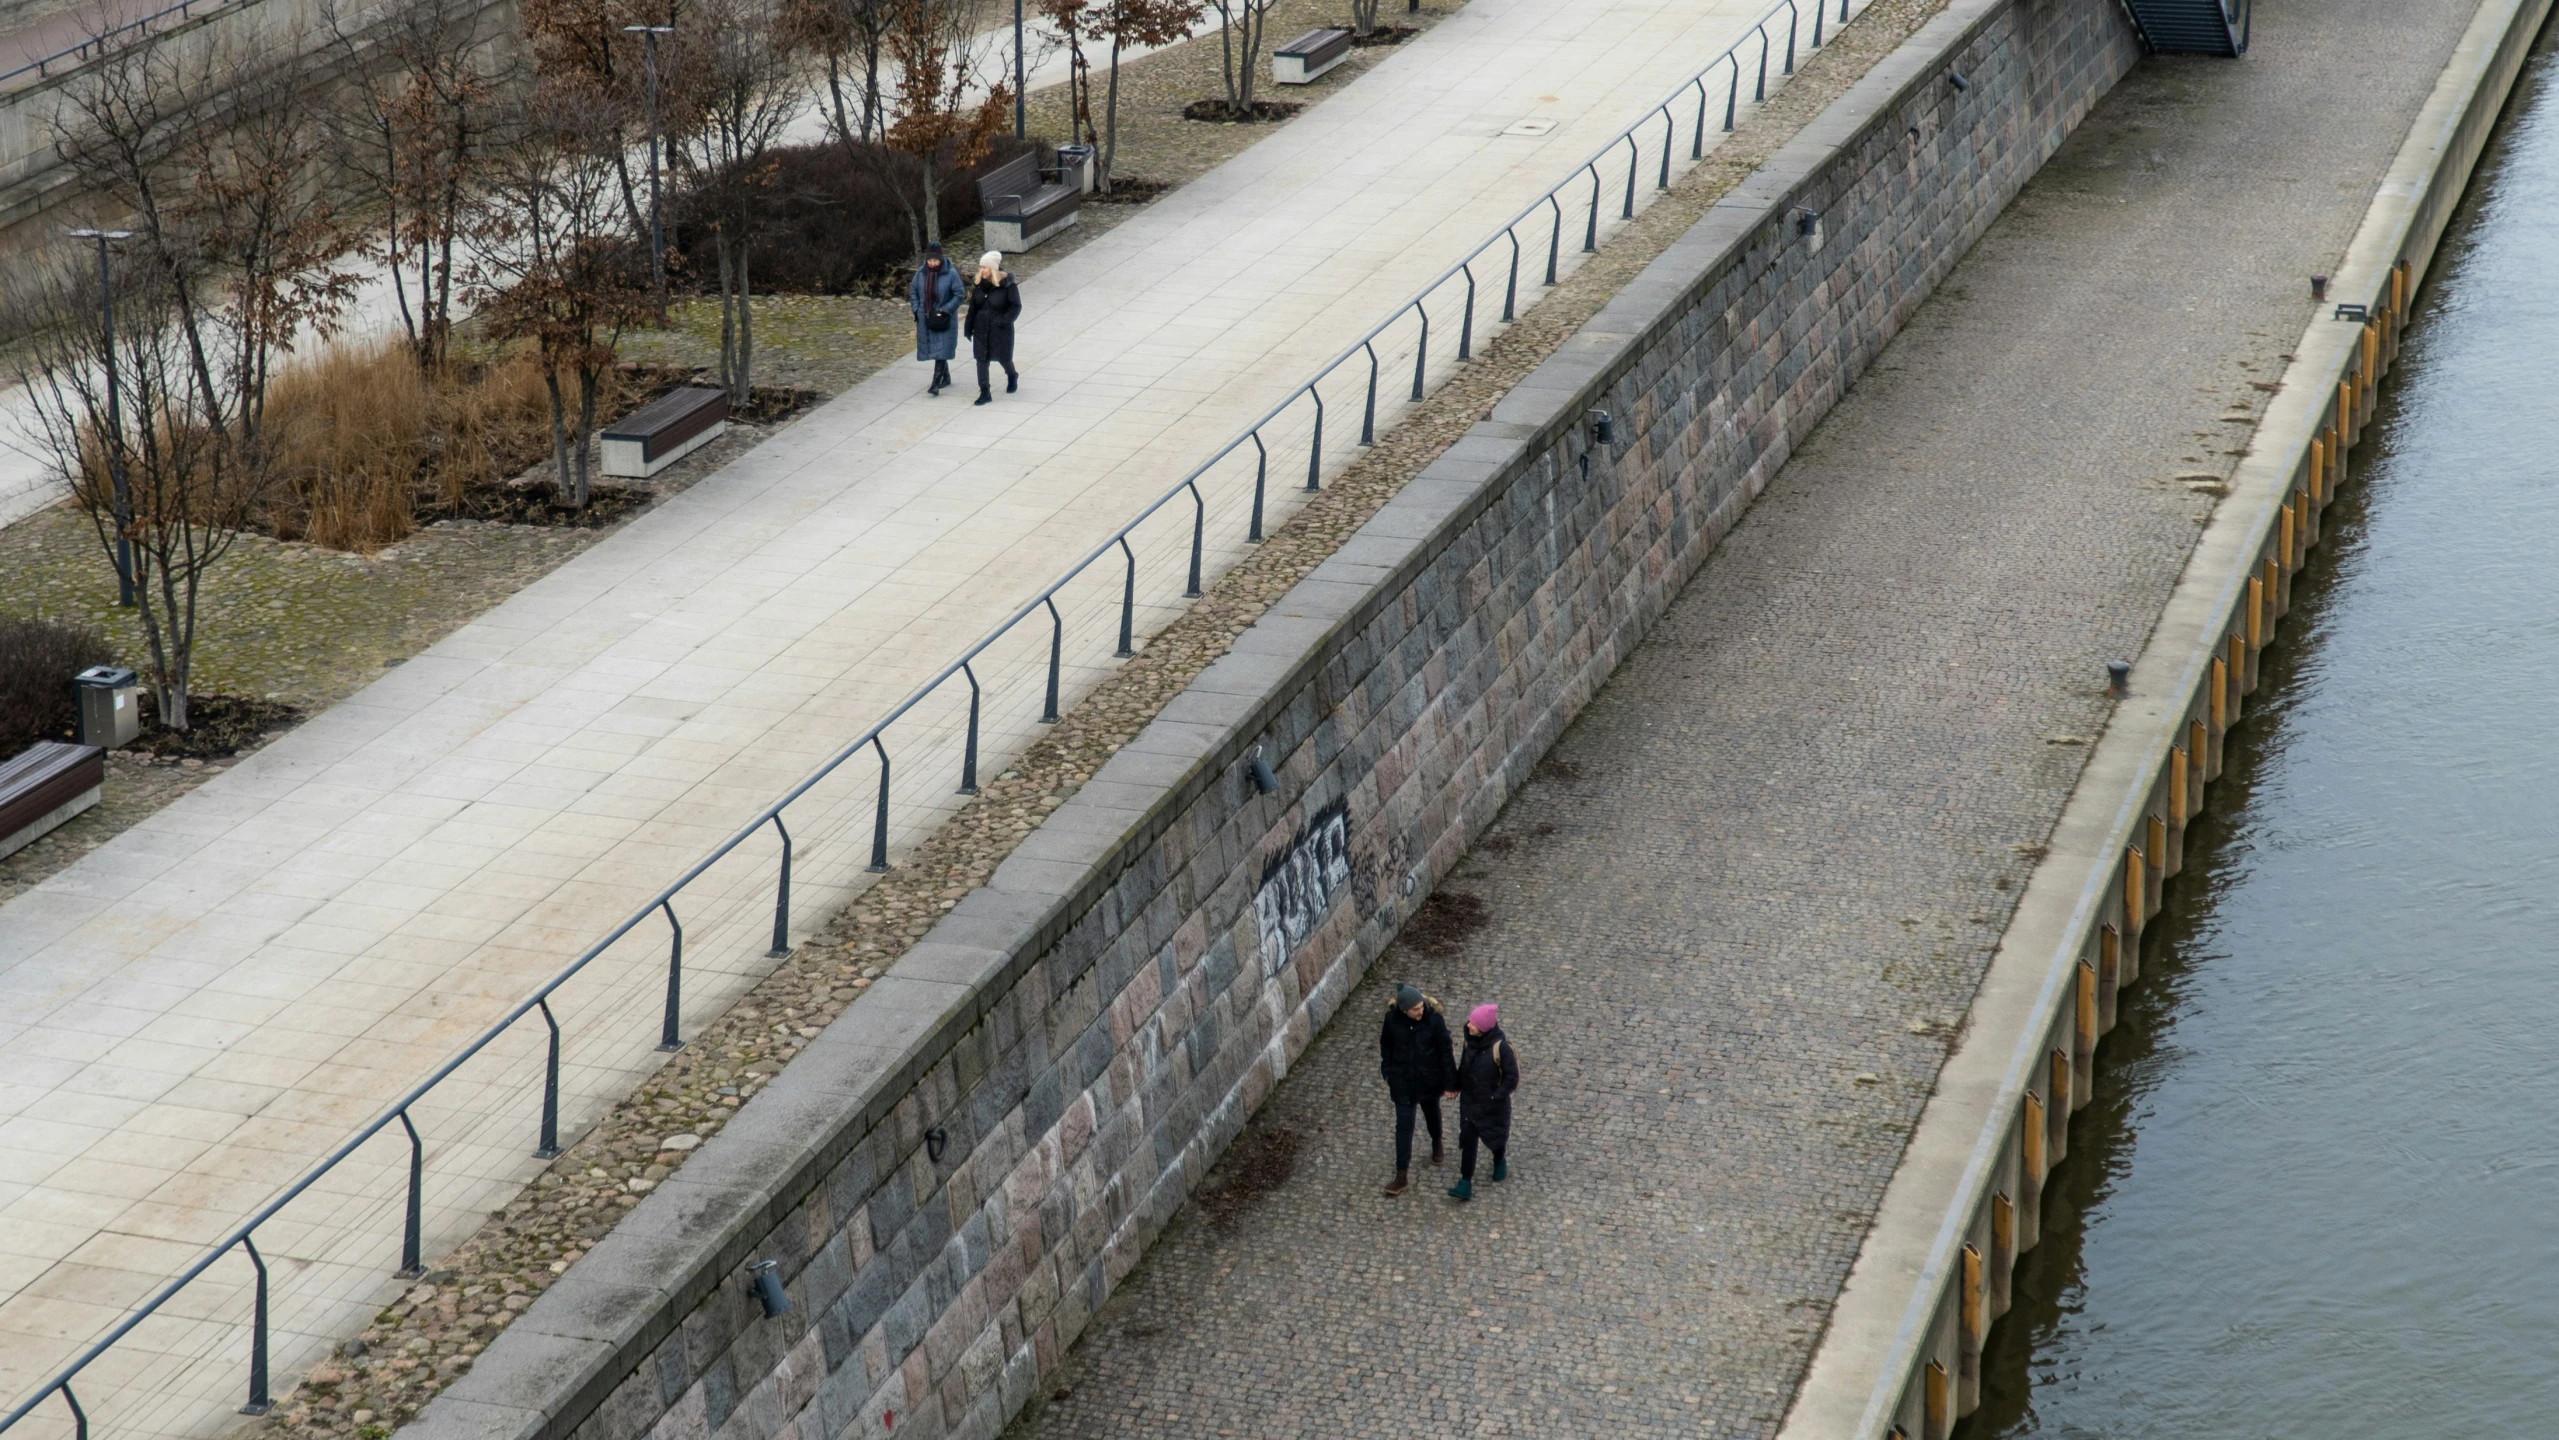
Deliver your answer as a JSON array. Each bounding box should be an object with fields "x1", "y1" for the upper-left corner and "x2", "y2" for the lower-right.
[{"x1": 1502, "y1": 117, "x2": 1559, "y2": 136}]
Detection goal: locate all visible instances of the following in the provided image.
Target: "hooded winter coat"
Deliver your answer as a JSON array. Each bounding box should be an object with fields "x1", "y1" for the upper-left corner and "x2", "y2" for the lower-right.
[
  {"x1": 1451, "y1": 1025, "x2": 1520, "y2": 1147},
  {"x1": 964, "y1": 273, "x2": 1020, "y2": 363},
  {"x1": 910, "y1": 260, "x2": 961, "y2": 361},
  {"x1": 1378, "y1": 998, "x2": 1455, "y2": 1102}
]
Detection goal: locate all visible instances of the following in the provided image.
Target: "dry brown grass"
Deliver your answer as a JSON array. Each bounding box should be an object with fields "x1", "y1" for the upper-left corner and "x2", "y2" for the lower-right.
[{"x1": 258, "y1": 343, "x2": 627, "y2": 552}]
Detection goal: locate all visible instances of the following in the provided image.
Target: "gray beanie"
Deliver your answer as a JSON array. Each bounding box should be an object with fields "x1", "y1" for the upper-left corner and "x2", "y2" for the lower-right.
[{"x1": 1394, "y1": 984, "x2": 1423, "y2": 1010}]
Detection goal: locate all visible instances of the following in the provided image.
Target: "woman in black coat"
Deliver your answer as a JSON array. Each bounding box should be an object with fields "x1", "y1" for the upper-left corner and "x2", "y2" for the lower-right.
[
  {"x1": 1377, "y1": 984, "x2": 1455, "y2": 1196},
  {"x1": 963, "y1": 249, "x2": 1022, "y2": 405},
  {"x1": 1447, "y1": 1002, "x2": 1520, "y2": 1202}
]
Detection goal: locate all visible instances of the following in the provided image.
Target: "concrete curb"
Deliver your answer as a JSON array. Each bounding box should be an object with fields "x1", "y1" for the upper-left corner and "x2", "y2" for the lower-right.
[{"x1": 1773, "y1": 0, "x2": 2557, "y2": 1434}]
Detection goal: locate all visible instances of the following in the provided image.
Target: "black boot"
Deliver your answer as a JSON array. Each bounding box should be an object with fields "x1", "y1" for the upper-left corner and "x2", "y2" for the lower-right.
[
  {"x1": 1005, "y1": 369, "x2": 1018, "y2": 393},
  {"x1": 974, "y1": 389, "x2": 992, "y2": 405}
]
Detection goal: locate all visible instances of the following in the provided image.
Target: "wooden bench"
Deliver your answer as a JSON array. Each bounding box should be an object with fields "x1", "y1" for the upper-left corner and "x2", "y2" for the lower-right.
[
  {"x1": 977, "y1": 153, "x2": 1080, "y2": 252},
  {"x1": 1273, "y1": 27, "x2": 1352, "y2": 84},
  {"x1": 0, "y1": 740, "x2": 104, "y2": 861},
  {"x1": 601, "y1": 386, "x2": 729, "y2": 479}
]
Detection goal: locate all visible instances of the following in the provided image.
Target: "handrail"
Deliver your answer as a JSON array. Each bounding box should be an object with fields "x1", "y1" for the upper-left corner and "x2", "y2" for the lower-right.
[
  {"x1": 0, "y1": 0, "x2": 244, "y2": 90},
  {"x1": 0, "y1": 0, "x2": 1863, "y2": 1430}
]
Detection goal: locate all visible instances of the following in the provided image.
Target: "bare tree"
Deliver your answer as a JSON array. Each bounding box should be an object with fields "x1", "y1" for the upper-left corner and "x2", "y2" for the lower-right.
[
  {"x1": 781, "y1": 0, "x2": 894, "y2": 142},
  {"x1": 518, "y1": 0, "x2": 660, "y2": 243},
  {"x1": 7, "y1": 257, "x2": 267, "y2": 731},
  {"x1": 1033, "y1": 0, "x2": 1101, "y2": 151},
  {"x1": 474, "y1": 80, "x2": 653, "y2": 508},
  {"x1": 1207, "y1": 0, "x2": 1277, "y2": 116},
  {"x1": 33, "y1": 38, "x2": 355, "y2": 727},
  {"x1": 666, "y1": 0, "x2": 806, "y2": 404},
  {"x1": 320, "y1": 0, "x2": 518, "y2": 372},
  {"x1": 879, "y1": 0, "x2": 1010, "y2": 253},
  {"x1": 1098, "y1": 0, "x2": 1197, "y2": 188}
]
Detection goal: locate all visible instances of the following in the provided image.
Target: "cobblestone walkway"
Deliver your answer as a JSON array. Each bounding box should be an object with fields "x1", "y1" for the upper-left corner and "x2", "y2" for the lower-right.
[{"x1": 1003, "y1": 3, "x2": 2488, "y2": 1436}]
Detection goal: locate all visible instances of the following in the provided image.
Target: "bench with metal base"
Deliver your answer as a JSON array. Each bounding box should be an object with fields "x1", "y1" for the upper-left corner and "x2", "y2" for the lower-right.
[
  {"x1": 601, "y1": 386, "x2": 729, "y2": 479},
  {"x1": 1273, "y1": 27, "x2": 1352, "y2": 84},
  {"x1": 978, "y1": 153, "x2": 1080, "y2": 252},
  {"x1": 0, "y1": 740, "x2": 104, "y2": 860}
]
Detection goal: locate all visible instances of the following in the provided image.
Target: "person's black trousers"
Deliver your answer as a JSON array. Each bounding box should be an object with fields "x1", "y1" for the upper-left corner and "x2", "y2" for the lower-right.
[
  {"x1": 1458, "y1": 1109, "x2": 1508, "y2": 1180},
  {"x1": 1392, "y1": 1092, "x2": 1443, "y2": 1172},
  {"x1": 975, "y1": 356, "x2": 1018, "y2": 396}
]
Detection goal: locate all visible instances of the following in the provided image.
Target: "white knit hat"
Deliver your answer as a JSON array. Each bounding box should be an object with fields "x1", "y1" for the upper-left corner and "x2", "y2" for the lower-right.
[{"x1": 979, "y1": 250, "x2": 1003, "y2": 272}]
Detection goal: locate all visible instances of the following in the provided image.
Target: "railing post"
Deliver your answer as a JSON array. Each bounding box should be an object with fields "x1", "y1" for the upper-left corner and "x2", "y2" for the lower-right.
[
  {"x1": 1114, "y1": 537, "x2": 1138, "y2": 656},
  {"x1": 1584, "y1": 165, "x2": 1601, "y2": 252},
  {"x1": 239, "y1": 1236, "x2": 271, "y2": 1416},
  {"x1": 1184, "y1": 483, "x2": 1205, "y2": 597},
  {"x1": 1503, "y1": 231, "x2": 1520, "y2": 322},
  {"x1": 1546, "y1": 196, "x2": 1563, "y2": 283},
  {"x1": 867, "y1": 738, "x2": 891, "y2": 872},
  {"x1": 1622, "y1": 137, "x2": 1638, "y2": 218},
  {"x1": 1812, "y1": 0, "x2": 1824, "y2": 48},
  {"x1": 1693, "y1": 78, "x2": 1708, "y2": 157},
  {"x1": 957, "y1": 667, "x2": 981, "y2": 794},
  {"x1": 1458, "y1": 266, "x2": 1476, "y2": 360},
  {"x1": 1756, "y1": 26, "x2": 1770, "y2": 101},
  {"x1": 1041, "y1": 599, "x2": 1062, "y2": 721},
  {"x1": 397, "y1": 1111, "x2": 424, "y2": 1277},
  {"x1": 766, "y1": 814, "x2": 793, "y2": 956},
  {"x1": 1659, "y1": 109, "x2": 1674, "y2": 189},
  {"x1": 1361, "y1": 342, "x2": 1379, "y2": 445},
  {"x1": 535, "y1": 998, "x2": 562, "y2": 1157},
  {"x1": 657, "y1": 900, "x2": 683, "y2": 1049},
  {"x1": 1411, "y1": 305, "x2": 1430, "y2": 401},
  {"x1": 1248, "y1": 433, "x2": 1268, "y2": 541},
  {"x1": 1784, "y1": 1, "x2": 1797, "y2": 72},
  {"x1": 1307, "y1": 388, "x2": 1324, "y2": 491},
  {"x1": 1726, "y1": 55, "x2": 1740, "y2": 130},
  {"x1": 62, "y1": 1384, "x2": 88, "y2": 1440}
]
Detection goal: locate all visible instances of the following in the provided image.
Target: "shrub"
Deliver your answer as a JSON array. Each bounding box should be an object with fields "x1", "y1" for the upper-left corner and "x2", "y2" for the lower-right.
[
  {"x1": 0, "y1": 616, "x2": 116, "y2": 757},
  {"x1": 670, "y1": 135, "x2": 1041, "y2": 296}
]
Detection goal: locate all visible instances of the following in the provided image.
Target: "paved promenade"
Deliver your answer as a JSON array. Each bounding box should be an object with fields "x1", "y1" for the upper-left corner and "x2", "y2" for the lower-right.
[
  {"x1": 0, "y1": 0, "x2": 1819, "y2": 1432},
  {"x1": 1004, "y1": 2, "x2": 2488, "y2": 1437}
]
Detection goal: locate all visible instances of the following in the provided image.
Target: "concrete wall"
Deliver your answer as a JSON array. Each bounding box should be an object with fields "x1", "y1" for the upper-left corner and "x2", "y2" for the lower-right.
[
  {"x1": 1775, "y1": 0, "x2": 2558, "y2": 1435},
  {"x1": 400, "y1": 3, "x2": 2143, "y2": 1439},
  {"x1": 0, "y1": 0, "x2": 512, "y2": 253}
]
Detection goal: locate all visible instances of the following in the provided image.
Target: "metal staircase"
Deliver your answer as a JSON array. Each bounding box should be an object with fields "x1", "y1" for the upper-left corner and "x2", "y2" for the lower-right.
[{"x1": 2122, "y1": 0, "x2": 2250, "y2": 55}]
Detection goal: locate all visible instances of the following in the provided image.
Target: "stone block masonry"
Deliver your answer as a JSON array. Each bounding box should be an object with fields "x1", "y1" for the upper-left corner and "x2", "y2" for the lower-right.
[{"x1": 399, "y1": 2, "x2": 2143, "y2": 1439}]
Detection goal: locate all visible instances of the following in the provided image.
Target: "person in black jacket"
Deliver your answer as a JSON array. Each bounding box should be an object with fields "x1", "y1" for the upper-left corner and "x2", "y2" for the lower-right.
[
  {"x1": 1447, "y1": 1002, "x2": 1520, "y2": 1202},
  {"x1": 964, "y1": 250, "x2": 1021, "y2": 405},
  {"x1": 1377, "y1": 984, "x2": 1454, "y2": 1196}
]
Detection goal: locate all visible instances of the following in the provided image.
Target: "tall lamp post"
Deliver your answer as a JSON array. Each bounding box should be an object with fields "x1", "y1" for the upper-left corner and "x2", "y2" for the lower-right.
[
  {"x1": 69, "y1": 227, "x2": 135, "y2": 608},
  {"x1": 1013, "y1": 0, "x2": 1025, "y2": 137},
  {"x1": 624, "y1": 23, "x2": 676, "y2": 324}
]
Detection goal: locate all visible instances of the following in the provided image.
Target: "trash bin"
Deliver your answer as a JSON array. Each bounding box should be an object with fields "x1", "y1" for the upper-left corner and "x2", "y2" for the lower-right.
[
  {"x1": 75, "y1": 666, "x2": 140, "y2": 749},
  {"x1": 1055, "y1": 144, "x2": 1096, "y2": 195}
]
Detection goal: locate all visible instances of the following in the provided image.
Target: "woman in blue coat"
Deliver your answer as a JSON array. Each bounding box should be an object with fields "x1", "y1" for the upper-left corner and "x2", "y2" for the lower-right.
[{"x1": 909, "y1": 243, "x2": 963, "y2": 395}]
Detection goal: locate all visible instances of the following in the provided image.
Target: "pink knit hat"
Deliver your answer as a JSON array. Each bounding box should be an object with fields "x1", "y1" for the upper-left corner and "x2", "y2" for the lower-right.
[{"x1": 1467, "y1": 1003, "x2": 1499, "y2": 1032}]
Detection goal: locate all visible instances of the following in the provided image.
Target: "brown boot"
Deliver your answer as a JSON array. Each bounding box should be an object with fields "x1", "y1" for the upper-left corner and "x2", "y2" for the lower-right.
[
  {"x1": 1430, "y1": 1137, "x2": 1444, "y2": 1167},
  {"x1": 1383, "y1": 1170, "x2": 1410, "y2": 1196}
]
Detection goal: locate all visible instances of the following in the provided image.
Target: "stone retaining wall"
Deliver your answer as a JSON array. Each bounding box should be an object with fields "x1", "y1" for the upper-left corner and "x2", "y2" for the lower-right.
[{"x1": 401, "y1": 2, "x2": 2141, "y2": 1439}]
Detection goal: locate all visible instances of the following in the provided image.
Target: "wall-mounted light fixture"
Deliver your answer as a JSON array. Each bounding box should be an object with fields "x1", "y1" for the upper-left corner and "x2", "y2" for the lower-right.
[
  {"x1": 926, "y1": 1126, "x2": 950, "y2": 1163},
  {"x1": 1246, "y1": 744, "x2": 1278, "y2": 795},
  {"x1": 1790, "y1": 207, "x2": 1824, "y2": 251},
  {"x1": 1588, "y1": 409, "x2": 1614, "y2": 447},
  {"x1": 1947, "y1": 70, "x2": 1970, "y2": 92},
  {"x1": 747, "y1": 1260, "x2": 790, "y2": 1318}
]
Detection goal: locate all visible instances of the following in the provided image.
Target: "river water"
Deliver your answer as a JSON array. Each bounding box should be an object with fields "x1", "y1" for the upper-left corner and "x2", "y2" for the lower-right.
[{"x1": 1966, "y1": 35, "x2": 2559, "y2": 1440}]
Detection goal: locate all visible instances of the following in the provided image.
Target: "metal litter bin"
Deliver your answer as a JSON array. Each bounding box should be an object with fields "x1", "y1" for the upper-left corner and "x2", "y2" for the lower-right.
[
  {"x1": 1055, "y1": 144, "x2": 1096, "y2": 194},
  {"x1": 75, "y1": 666, "x2": 139, "y2": 749}
]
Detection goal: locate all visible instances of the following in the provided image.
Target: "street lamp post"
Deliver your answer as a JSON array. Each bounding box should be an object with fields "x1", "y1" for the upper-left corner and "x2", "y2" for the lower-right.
[
  {"x1": 69, "y1": 227, "x2": 135, "y2": 608},
  {"x1": 624, "y1": 24, "x2": 676, "y2": 324},
  {"x1": 1013, "y1": 0, "x2": 1025, "y2": 137}
]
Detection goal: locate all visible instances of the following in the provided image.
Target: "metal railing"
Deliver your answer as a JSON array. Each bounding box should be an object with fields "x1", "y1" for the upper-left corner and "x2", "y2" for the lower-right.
[
  {"x1": 0, "y1": 0, "x2": 1862, "y2": 1431},
  {"x1": 0, "y1": 0, "x2": 245, "y2": 90}
]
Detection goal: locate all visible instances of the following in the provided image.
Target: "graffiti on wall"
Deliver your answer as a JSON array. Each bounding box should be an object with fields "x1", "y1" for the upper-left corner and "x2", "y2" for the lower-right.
[{"x1": 1254, "y1": 799, "x2": 1352, "y2": 975}]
